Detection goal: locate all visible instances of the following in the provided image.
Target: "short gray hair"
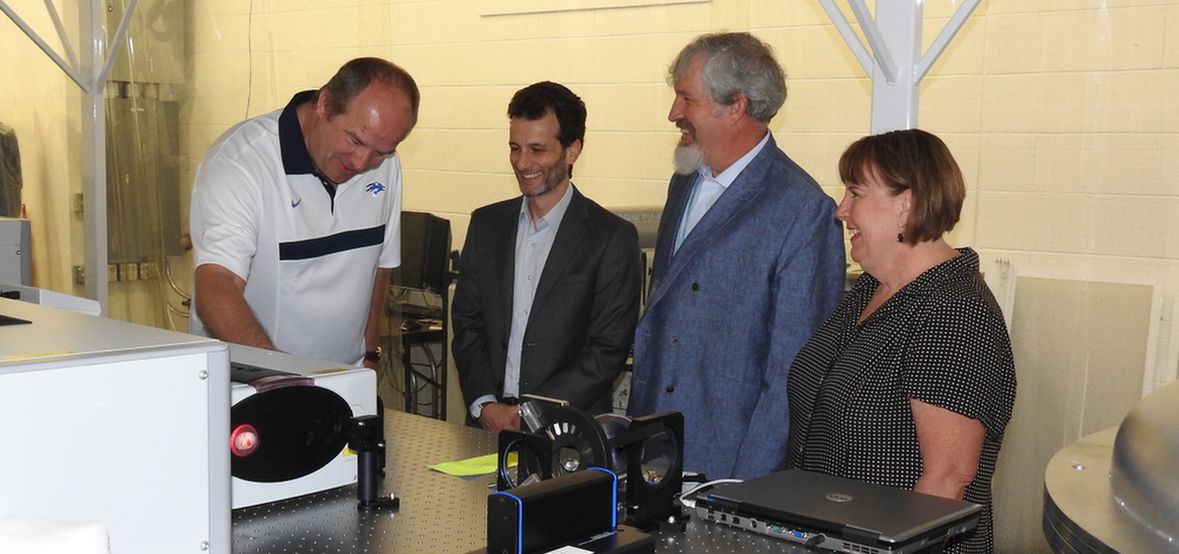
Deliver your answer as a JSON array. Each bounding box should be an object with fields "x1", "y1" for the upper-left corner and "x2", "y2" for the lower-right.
[{"x1": 668, "y1": 32, "x2": 787, "y2": 123}]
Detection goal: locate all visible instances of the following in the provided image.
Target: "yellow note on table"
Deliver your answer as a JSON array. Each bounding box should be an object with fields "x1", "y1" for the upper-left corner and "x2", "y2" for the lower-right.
[{"x1": 429, "y1": 452, "x2": 516, "y2": 477}]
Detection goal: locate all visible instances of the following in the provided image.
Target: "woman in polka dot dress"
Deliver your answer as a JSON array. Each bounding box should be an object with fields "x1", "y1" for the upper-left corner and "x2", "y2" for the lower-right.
[{"x1": 785, "y1": 129, "x2": 1017, "y2": 554}]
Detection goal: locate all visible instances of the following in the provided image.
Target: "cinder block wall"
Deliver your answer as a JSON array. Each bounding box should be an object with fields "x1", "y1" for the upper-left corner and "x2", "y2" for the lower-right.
[
  {"x1": 0, "y1": 1, "x2": 81, "y2": 294},
  {"x1": 5, "y1": 1, "x2": 1179, "y2": 550},
  {"x1": 177, "y1": 2, "x2": 1179, "y2": 308},
  {"x1": 181, "y1": 5, "x2": 1178, "y2": 553}
]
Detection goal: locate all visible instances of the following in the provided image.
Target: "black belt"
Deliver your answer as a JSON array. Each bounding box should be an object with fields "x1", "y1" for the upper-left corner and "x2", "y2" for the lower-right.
[{"x1": 500, "y1": 397, "x2": 521, "y2": 406}]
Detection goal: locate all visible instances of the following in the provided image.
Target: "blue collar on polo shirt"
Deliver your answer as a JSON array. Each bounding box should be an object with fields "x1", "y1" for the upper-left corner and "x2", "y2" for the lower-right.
[
  {"x1": 278, "y1": 90, "x2": 337, "y2": 204},
  {"x1": 278, "y1": 90, "x2": 318, "y2": 176}
]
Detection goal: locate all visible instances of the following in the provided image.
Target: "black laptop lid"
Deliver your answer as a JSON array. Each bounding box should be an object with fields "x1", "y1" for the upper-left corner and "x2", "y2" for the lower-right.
[{"x1": 699, "y1": 470, "x2": 981, "y2": 545}]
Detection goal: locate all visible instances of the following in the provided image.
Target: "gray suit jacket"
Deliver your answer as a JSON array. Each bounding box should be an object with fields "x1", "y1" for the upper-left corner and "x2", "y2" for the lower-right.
[
  {"x1": 628, "y1": 135, "x2": 846, "y2": 479},
  {"x1": 452, "y1": 187, "x2": 642, "y2": 417}
]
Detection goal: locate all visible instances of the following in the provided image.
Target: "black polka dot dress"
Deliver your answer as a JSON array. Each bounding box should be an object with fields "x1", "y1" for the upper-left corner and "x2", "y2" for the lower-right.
[{"x1": 785, "y1": 248, "x2": 1016, "y2": 554}]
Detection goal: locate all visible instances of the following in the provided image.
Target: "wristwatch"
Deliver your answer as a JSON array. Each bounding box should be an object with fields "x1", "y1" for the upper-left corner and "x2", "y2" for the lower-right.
[{"x1": 363, "y1": 346, "x2": 382, "y2": 363}]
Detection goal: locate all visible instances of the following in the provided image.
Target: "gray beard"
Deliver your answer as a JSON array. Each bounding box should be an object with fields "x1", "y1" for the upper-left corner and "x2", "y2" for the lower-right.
[
  {"x1": 673, "y1": 143, "x2": 706, "y2": 175},
  {"x1": 521, "y1": 164, "x2": 567, "y2": 198},
  {"x1": 522, "y1": 176, "x2": 559, "y2": 198}
]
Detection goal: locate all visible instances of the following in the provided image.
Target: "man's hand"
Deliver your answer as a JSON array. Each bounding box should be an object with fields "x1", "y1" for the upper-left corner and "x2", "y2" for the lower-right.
[
  {"x1": 478, "y1": 403, "x2": 521, "y2": 434},
  {"x1": 193, "y1": 264, "x2": 275, "y2": 350}
]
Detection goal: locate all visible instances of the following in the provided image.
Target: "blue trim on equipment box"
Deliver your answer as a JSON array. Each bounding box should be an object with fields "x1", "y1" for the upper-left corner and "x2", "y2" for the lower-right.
[
  {"x1": 587, "y1": 467, "x2": 619, "y2": 528},
  {"x1": 489, "y1": 491, "x2": 525, "y2": 554}
]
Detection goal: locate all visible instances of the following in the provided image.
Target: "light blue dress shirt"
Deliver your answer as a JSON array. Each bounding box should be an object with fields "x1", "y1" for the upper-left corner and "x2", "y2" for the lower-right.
[{"x1": 675, "y1": 132, "x2": 771, "y2": 252}]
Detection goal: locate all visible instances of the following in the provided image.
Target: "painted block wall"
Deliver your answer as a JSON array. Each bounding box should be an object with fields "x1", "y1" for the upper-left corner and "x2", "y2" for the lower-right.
[
  {"x1": 173, "y1": 1, "x2": 1179, "y2": 328},
  {"x1": 0, "y1": 1, "x2": 81, "y2": 295},
  {"x1": 4, "y1": 1, "x2": 1179, "y2": 551}
]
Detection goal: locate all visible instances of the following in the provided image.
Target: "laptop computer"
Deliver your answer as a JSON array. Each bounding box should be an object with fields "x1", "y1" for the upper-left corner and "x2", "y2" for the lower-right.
[{"x1": 694, "y1": 469, "x2": 981, "y2": 554}]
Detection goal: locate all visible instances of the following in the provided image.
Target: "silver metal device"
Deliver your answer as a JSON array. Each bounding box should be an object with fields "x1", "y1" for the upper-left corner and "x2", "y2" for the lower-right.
[
  {"x1": 0, "y1": 217, "x2": 30, "y2": 285},
  {"x1": 0, "y1": 297, "x2": 230, "y2": 554}
]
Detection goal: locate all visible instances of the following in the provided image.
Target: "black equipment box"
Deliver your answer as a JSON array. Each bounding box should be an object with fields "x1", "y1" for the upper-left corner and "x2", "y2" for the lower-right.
[{"x1": 487, "y1": 468, "x2": 652, "y2": 554}]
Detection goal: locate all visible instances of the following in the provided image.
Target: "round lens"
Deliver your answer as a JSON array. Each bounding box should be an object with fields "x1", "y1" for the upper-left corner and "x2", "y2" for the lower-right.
[{"x1": 230, "y1": 424, "x2": 259, "y2": 457}]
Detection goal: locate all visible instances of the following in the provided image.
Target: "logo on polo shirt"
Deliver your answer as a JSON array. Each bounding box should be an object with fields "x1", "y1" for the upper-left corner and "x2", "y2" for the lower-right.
[
  {"x1": 290, "y1": 197, "x2": 302, "y2": 208},
  {"x1": 365, "y1": 182, "x2": 387, "y2": 196}
]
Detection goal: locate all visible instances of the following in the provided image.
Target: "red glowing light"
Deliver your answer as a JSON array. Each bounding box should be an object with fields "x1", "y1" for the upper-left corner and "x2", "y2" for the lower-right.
[{"x1": 230, "y1": 424, "x2": 259, "y2": 457}]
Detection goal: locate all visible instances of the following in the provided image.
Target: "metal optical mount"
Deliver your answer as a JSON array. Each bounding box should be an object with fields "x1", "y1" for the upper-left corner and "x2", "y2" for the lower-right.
[{"x1": 349, "y1": 414, "x2": 399, "y2": 510}]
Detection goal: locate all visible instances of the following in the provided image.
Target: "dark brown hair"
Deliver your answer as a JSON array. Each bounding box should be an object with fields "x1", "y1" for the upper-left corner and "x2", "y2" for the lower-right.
[
  {"x1": 838, "y1": 129, "x2": 965, "y2": 244},
  {"x1": 507, "y1": 81, "x2": 586, "y2": 148}
]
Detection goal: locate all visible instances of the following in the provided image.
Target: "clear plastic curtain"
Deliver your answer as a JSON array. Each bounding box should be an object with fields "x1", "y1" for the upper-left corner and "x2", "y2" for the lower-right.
[{"x1": 103, "y1": 0, "x2": 188, "y2": 329}]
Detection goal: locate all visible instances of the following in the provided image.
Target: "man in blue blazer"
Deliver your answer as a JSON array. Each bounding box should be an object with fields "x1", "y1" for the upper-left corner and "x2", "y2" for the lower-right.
[
  {"x1": 628, "y1": 33, "x2": 846, "y2": 479},
  {"x1": 453, "y1": 82, "x2": 642, "y2": 433}
]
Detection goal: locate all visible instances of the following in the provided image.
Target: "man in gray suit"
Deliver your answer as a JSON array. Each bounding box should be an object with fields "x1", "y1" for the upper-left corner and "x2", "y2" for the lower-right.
[
  {"x1": 628, "y1": 33, "x2": 846, "y2": 479},
  {"x1": 453, "y1": 82, "x2": 642, "y2": 433}
]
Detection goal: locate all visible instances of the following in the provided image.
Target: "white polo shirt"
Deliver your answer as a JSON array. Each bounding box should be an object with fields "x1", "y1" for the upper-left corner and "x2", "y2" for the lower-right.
[{"x1": 189, "y1": 91, "x2": 402, "y2": 366}]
